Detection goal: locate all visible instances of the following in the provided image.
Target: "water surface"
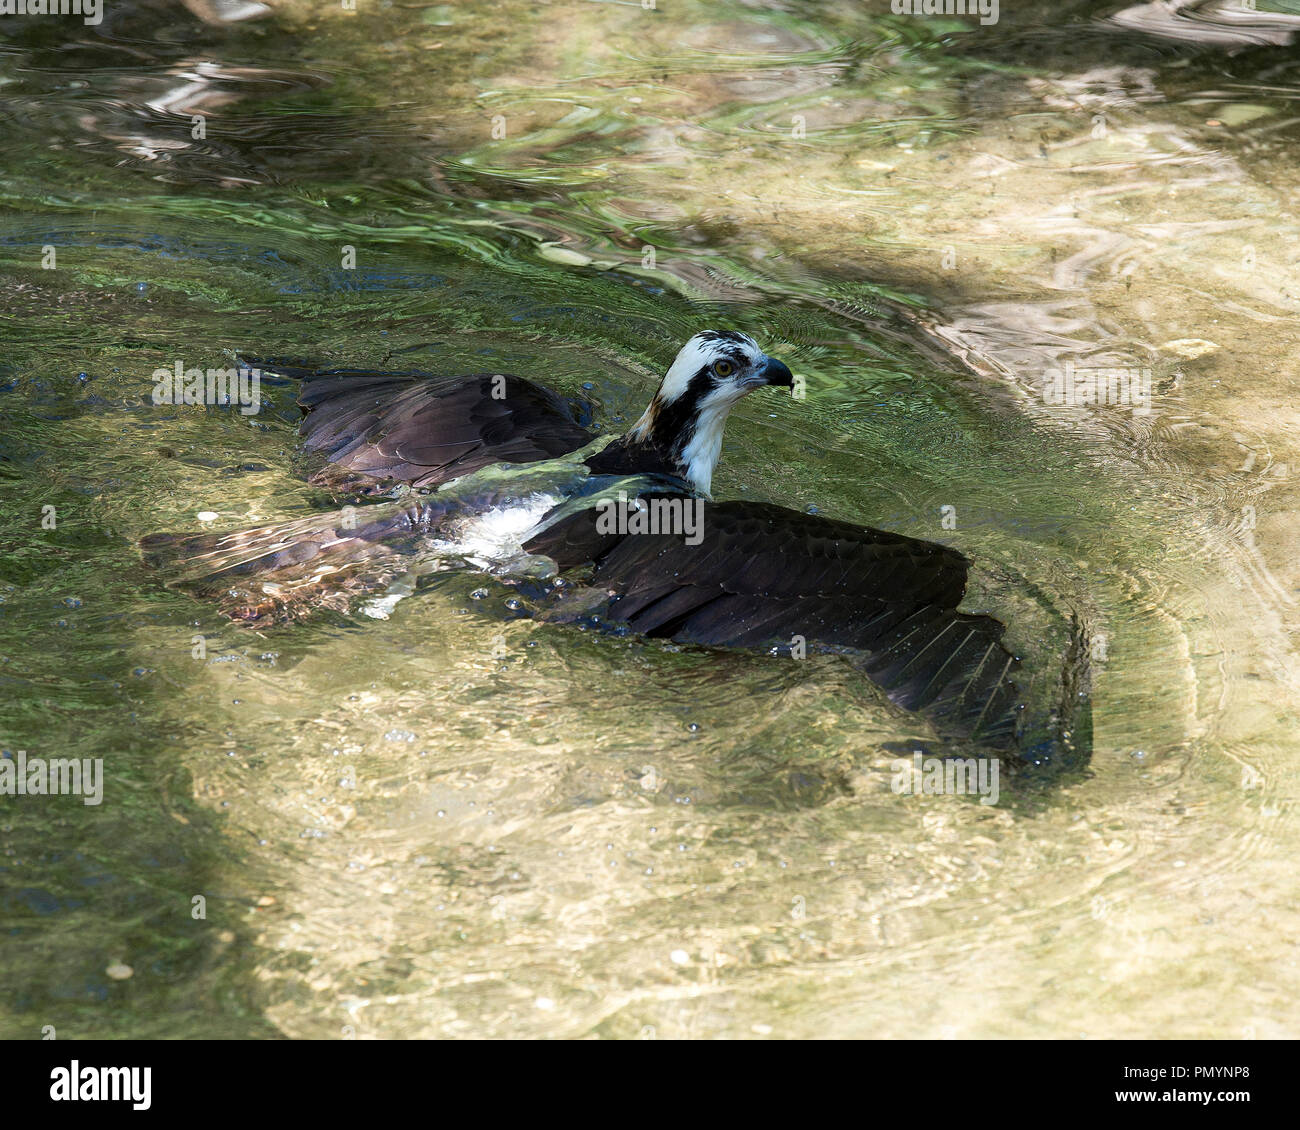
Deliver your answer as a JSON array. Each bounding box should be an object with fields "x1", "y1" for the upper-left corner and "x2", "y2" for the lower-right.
[{"x1": 2, "y1": 0, "x2": 1298, "y2": 1038}]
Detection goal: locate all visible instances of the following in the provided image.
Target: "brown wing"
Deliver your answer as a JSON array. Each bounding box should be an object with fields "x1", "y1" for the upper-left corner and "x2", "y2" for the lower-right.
[
  {"x1": 250, "y1": 360, "x2": 596, "y2": 491},
  {"x1": 140, "y1": 500, "x2": 439, "y2": 627},
  {"x1": 527, "y1": 501, "x2": 1033, "y2": 755}
]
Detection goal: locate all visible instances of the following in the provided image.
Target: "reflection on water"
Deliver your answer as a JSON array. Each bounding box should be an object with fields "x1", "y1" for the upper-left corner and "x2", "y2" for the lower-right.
[{"x1": 1, "y1": 0, "x2": 1298, "y2": 1038}]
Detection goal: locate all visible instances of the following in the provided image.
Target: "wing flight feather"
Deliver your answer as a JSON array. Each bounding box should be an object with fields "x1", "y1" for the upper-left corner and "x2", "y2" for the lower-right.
[
  {"x1": 526, "y1": 500, "x2": 1029, "y2": 751},
  {"x1": 249, "y1": 360, "x2": 596, "y2": 491}
]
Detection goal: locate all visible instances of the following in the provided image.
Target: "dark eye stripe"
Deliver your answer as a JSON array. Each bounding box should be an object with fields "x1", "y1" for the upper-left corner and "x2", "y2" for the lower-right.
[{"x1": 689, "y1": 369, "x2": 716, "y2": 396}]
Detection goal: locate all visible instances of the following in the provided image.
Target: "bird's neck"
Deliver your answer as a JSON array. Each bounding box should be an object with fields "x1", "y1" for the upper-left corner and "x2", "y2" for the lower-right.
[{"x1": 621, "y1": 392, "x2": 735, "y2": 497}]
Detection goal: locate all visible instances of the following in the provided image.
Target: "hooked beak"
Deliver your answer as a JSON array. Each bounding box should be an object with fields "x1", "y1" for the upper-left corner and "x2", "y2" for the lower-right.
[{"x1": 758, "y1": 354, "x2": 794, "y2": 389}]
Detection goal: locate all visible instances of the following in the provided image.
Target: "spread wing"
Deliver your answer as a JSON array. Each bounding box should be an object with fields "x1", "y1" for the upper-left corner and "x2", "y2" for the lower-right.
[
  {"x1": 249, "y1": 360, "x2": 596, "y2": 491},
  {"x1": 527, "y1": 500, "x2": 1030, "y2": 754}
]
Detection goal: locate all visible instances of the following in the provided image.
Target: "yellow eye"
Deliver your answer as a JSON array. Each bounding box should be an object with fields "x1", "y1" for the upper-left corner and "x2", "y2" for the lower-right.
[{"x1": 713, "y1": 359, "x2": 734, "y2": 378}]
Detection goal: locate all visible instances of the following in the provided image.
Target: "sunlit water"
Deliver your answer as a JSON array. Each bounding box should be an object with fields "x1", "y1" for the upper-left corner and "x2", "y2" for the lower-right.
[{"x1": 2, "y1": 0, "x2": 1298, "y2": 1039}]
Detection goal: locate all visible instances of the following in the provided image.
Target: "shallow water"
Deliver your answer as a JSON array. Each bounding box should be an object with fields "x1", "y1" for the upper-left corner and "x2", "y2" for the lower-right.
[{"x1": 2, "y1": 0, "x2": 1298, "y2": 1038}]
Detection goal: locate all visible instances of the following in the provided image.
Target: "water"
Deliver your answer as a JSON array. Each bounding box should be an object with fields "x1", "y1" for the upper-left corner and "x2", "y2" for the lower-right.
[{"x1": 1, "y1": 0, "x2": 1297, "y2": 1039}]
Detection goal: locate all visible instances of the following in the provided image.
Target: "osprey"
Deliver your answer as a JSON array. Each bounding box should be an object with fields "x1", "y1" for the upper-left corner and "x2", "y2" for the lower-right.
[{"x1": 142, "y1": 331, "x2": 1089, "y2": 773}]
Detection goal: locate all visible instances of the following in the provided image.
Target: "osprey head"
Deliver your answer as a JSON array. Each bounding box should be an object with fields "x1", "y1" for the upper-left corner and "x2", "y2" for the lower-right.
[{"x1": 627, "y1": 331, "x2": 795, "y2": 496}]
